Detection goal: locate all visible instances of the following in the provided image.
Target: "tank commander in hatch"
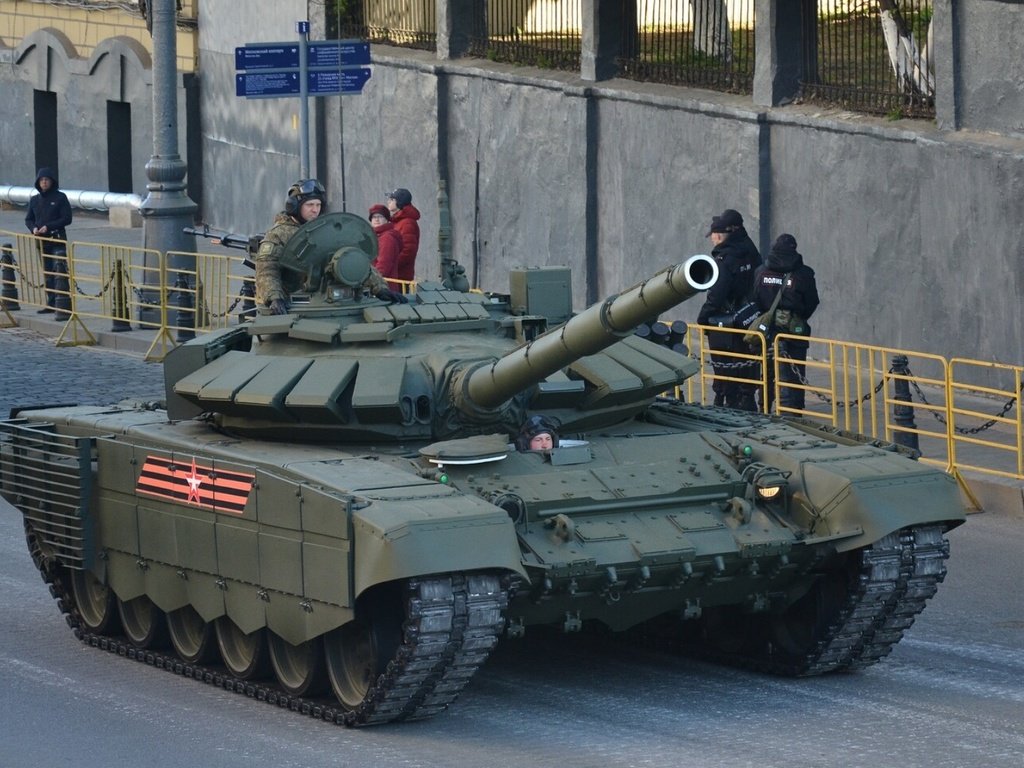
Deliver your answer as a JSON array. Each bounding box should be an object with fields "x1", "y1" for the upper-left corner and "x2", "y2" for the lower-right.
[
  {"x1": 515, "y1": 415, "x2": 560, "y2": 452},
  {"x1": 256, "y1": 179, "x2": 406, "y2": 314}
]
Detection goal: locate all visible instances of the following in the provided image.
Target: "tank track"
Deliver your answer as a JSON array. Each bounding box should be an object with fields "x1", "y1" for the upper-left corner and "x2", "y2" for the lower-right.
[
  {"x1": 24, "y1": 524, "x2": 509, "y2": 727},
  {"x1": 693, "y1": 524, "x2": 951, "y2": 676}
]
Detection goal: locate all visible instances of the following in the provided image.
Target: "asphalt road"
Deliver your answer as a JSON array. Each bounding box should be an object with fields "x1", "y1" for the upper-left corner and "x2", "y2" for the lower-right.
[{"x1": 1, "y1": 329, "x2": 1022, "y2": 768}]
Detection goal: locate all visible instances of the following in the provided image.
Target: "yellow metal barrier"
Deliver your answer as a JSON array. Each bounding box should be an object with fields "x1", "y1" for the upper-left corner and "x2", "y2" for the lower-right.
[
  {"x1": 948, "y1": 359, "x2": 1024, "y2": 482},
  {"x1": 1, "y1": 236, "x2": 1020, "y2": 484},
  {"x1": 681, "y1": 322, "x2": 1021, "y2": 483}
]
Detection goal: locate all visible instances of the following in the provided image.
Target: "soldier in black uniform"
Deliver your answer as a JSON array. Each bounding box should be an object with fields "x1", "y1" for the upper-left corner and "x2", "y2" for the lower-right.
[
  {"x1": 696, "y1": 209, "x2": 761, "y2": 410},
  {"x1": 751, "y1": 233, "x2": 819, "y2": 412}
]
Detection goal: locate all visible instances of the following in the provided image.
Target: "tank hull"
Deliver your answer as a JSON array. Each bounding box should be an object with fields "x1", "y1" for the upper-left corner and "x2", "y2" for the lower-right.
[{"x1": 1, "y1": 398, "x2": 964, "y2": 723}]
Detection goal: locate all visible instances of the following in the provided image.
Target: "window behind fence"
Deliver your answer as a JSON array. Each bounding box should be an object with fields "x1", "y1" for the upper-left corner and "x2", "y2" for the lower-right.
[
  {"x1": 801, "y1": 0, "x2": 935, "y2": 118},
  {"x1": 615, "y1": 0, "x2": 755, "y2": 94}
]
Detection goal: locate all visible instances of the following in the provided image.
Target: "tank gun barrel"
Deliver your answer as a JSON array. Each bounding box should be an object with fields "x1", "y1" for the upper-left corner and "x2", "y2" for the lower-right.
[{"x1": 463, "y1": 254, "x2": 717, "y2": 411}]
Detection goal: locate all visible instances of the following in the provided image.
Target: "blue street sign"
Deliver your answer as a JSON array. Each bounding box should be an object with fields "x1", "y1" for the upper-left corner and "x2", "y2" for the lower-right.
[
  {"x1": 235, "y1": 40, "x2": 370, "y2": 71},
  {"x1": 235, "y1": 44, "x2": 299, "y2": 71},
  {"x1": 307, "y1": 41, "x2": 371, "y2": 69},
  {"x1": 307, "y1": 68, "x2": 372, "y2": 95},
  {"x1": 296, "y1": 20, "x2": 310, "y2": 34},
  {"x1": 235, "y1": 71, "x2": 301, "y2": 98}
]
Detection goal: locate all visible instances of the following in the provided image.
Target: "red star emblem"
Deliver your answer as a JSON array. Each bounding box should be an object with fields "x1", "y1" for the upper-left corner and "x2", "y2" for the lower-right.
[{"x1": 185, "y1": 457, "x2": 206, "y2": 504}]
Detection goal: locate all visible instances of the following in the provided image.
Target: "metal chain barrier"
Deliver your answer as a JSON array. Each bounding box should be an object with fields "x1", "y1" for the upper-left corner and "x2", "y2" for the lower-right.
[
  {"x1": 906, "y1": 366, "x2": 1021, "y2": 435},
  {"x1": 72, "y1": 267, "x2": 117, "y2": 299},
  {"x1": 3, "y1": 251, "x2": 45, "y2": 291}
]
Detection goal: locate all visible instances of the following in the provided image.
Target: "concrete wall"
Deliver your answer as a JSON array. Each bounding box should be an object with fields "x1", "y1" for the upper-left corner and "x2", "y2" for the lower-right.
[
  {"x1": 309, "y1": 47, "x2": 1023, "y2": 365},
  {"x1": 955, "y1": 1, "x2": 1024, "y2": 136},
  {"x1": 1, "y1": 0, "x2": 1020, "y2": 367},
  {"x1": 0, "y1": 28, "x2": 159, "y2": 196},
  {"x1": 197, "y1": 0, "x2": 314, "y2": 232}
]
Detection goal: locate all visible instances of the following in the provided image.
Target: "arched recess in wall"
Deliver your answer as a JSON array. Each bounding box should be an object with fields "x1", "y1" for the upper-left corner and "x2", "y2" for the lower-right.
[
  {"x1": 89, "y1": 37, "x2": 154, "y2": 193},
  {"x1": 15, "y1": 29, "x2": 77, "y2": 177}
]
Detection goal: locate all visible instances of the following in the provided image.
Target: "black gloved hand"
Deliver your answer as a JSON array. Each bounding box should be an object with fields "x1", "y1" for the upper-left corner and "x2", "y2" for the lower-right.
[
  {"x1": 378, "y1": 289, "x2": 408, "y2": 304},
  {"x1": 269, "y1": 298, "x2": 289, "y2": 315}
]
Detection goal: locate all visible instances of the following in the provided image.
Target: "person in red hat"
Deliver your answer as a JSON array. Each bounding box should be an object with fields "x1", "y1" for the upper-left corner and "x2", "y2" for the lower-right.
[{"x1": 368, "y1": 204, "x2": 405, "y2": 292}]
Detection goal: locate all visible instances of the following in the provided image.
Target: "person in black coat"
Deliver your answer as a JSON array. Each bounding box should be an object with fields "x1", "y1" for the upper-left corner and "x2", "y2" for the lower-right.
[
  {"x1": 25, "y1": 167, "x2": 73, "y2": 315},
  {"x1": 696, "y1": 209, "x2": 762, "y2": 410},
  {"x1": 751, "y1": 233, "x2": 820, "y2": 411}
]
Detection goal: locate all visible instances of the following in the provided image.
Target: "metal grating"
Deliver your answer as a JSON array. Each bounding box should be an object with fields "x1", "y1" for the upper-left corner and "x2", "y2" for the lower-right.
[{"x1": 0, "y1": 420, "x2": 95, "y2": 570}]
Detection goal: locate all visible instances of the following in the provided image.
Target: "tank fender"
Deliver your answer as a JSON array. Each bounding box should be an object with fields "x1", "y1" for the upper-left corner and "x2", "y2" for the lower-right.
[
  {"x1": 794, "y1": 459, "x2": 967, "y2": 551},
  {"x1": 352, "y1": 494, "x2": 527, "y2": 597}
]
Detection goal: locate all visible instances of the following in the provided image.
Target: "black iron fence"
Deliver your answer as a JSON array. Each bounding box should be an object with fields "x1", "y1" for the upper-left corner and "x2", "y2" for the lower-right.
[
  {"x1": 324, "y1": 1, "x2": 935, "y2": 119},
  {"x1": 800, "y1": 0, "x2": 935, "y2": 118},
  {"x1": 615, "y1": 0, "x2": 756, "y2": 94},
  {"x1": 326, "y1": 0, "x2": 437, "y2": 51},
  {"x1": 464, "y1": 0, "x2": 582, "y2": 71}
]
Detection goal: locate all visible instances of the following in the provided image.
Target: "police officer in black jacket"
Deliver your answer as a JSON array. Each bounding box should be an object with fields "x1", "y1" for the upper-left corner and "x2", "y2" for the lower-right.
[
  {"x1": 25, "y1": 167, "x2": 73, "y2": 316},
  {"x1": 751, "y1": 233, "x2": 819, "y2": 412},
  {"x1": 697, "y1": 209, "x2": 762, "y2": 410}
]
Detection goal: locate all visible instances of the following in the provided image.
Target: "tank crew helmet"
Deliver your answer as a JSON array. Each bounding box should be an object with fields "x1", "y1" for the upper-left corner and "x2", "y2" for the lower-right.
[
  {"x1": 385, "y1": 187, "x2": 412, "y2": 208},
  {"x1": 515, "y1": 414, "x2": 560, "y2": 452},
  {"x1": 285, "y1": 178, "x2": 326, "y2": 220}
]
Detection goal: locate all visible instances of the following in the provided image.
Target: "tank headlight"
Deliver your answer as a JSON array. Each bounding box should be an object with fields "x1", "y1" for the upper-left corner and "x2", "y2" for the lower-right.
[{"x1": 741, "y1": 462, "x2": 791, "y2": 502}]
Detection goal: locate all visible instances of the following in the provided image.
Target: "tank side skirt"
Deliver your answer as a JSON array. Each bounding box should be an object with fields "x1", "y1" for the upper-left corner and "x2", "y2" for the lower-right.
[{"x1": 25, "y1": 520, "x2": 509, "y2": 726}]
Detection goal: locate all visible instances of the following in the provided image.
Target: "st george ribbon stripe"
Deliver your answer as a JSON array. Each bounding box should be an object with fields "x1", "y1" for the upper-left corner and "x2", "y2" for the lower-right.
[{"x1": 136, "y1": 455, "x2": 254, "y2": 514}]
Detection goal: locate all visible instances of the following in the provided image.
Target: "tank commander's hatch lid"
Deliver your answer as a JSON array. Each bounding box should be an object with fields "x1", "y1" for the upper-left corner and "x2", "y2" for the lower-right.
[{"x1": 419, "y1": 433, "x2": 509, "y2": 465}]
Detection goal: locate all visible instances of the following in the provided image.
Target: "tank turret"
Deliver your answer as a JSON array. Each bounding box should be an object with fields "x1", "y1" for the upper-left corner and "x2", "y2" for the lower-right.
[{"x1": 164, "y1": 212, "x2": 717, "y2": 441}]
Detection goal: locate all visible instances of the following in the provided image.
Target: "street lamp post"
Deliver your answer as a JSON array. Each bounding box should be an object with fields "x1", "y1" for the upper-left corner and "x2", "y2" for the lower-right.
[{"x1": 140, "y1": 0, "x2": 198, "y2": 339}]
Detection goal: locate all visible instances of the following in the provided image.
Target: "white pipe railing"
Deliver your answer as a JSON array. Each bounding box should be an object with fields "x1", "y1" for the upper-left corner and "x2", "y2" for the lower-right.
[{"x1": 0, "y1": 186, "x2": 142, "y2": 211}]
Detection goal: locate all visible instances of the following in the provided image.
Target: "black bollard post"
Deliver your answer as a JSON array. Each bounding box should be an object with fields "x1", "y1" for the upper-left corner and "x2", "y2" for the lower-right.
[
  {"x1": 174, "y1": 272, "x2": 195, "y2": 342},
  {"x1": 238, "y1": 279, "x2": 256, "y2": 323},
  {"x1": 890, "y1": 354, "x2": 920, "y2": 453},
  {"x1": 634, "y1": 322, "x2": 652, "y2": 341},
  {"x1": 110, "y1": 260, "x2": 132, "y2": 332},
  {"x1": 1, "y1": 243, "x2": 20, "y2": 310}
]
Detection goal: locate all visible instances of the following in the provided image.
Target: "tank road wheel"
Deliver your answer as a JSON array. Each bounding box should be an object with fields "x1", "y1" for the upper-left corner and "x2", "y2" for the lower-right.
[
  {"x1": 324, "y1": 609, "x2": 402, "y2": 711},
  {"x1": 215, "y1": 618, "x2": 270, "y2": 680},
  {"x1": 117, "y1": 596, "x2": 168, "y2": 649},
  {"x1": 70, "y1": 570, "x2": 120, "y2": 634},
  {"x1": 267, "y1": 633, "x2": 327, "y2": 697},
  {"x1": 167, "y1": 606, "x2": 217, "y2": 664}
]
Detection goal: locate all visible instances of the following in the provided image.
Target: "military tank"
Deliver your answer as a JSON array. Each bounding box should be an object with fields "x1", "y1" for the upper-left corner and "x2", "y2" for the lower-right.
[{"x1": 0, "y1": 212, "x2": 965, "y2": 726}]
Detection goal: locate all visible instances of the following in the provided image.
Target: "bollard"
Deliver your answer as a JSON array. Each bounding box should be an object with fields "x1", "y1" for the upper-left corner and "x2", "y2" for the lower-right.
[
  {"x1": 890, "y1": 354, "x2": 920, "y2": 453},
  {"x1": 174, "y1": 272, "x2": 196, "y2": 342},
  {"x1": 110, "y1": 260, "x2": 132, "y2": 332},
  {"x1": 1, "y1": 243, "x2": 20, "y2": 310},
  {"x1": 238, "y1": 279, "x2": 256, "y2": 323},
  {"x1": 634, "y1": 322, "x2": 652, "y2": 341}
]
